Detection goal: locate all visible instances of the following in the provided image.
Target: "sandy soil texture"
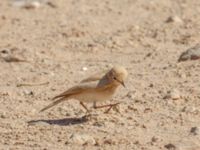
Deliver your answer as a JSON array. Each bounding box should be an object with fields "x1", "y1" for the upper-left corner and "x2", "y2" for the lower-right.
[{"x1": 0, "y1": 0, "x2": 200, "y2": 149}]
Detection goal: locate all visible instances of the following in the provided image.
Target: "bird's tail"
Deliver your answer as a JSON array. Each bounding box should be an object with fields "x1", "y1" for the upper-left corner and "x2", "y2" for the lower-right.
[{"x1": 39, "y1": 97, "x2": 66, "y2": 112}]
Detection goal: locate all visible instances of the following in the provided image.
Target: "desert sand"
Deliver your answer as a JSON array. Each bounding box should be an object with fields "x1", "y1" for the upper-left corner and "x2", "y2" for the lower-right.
[{"x1": 0, "y1": 0, "x2": 200, "y2": 149}]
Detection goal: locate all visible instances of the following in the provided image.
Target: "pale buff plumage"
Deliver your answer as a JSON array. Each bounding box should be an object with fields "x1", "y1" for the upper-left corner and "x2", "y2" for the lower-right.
[
  {"x1": 80, "y1": 69, "x2": 108, "y2": 83},
  {"x1": 40, "y1": 66, "x2": 128, "y2": 113}
]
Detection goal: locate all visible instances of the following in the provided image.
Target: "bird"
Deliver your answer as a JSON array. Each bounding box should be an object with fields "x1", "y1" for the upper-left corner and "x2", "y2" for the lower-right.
[{"x1": 40, "y1": 66, "x2": 128, "y2": 113}]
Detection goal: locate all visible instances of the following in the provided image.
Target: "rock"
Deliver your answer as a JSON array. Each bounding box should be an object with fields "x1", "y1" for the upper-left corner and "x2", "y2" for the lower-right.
[
  {"x1": 93, "y1": 121, "x2": 104, "y2": 127},
  {"x1": 125, "y1": 91, "x2": 136, "y2": 99},
  {"x1": 164, "y1": 143, "x2": 176, "y2": 150},
  {"x1": 0, "y1": 49, "x2": 10, "y2": 60},
  {"x1": 104, "y1": 139, "x2": 116, "y2": 145},
  {"x1": 0, "y1": 50, "x2": 27, "y2": 63},
  {"x1": 23, "y1": 90, "x2": 34, "y2": 96},
  {"x1": 151, "y1": 136, "x2": 158, "y2": 143},
  {"x1": 0, "y1": 112, "x2": 7, "y2": 119},
  {"x1": 166, "y1": 16, "x2": 183, "y2": 24},
  {"x1": 164, "y1": 89, "x2": 181, "y2": 100},
  {"x1": 82, "y1": 67, "x2": 88, "y2": 71},
  {"x1": 149, "y1": 83, "x2": 154, "y2": 87},
  {"x1": 28, "y1": 121, "x2": 49, "y2": 126},
  {"x1": 190, "y1": 127, "x2": 199, "y2": 135},
  {"x1": 69, "y1": 133, "x2": 96, "y2": 145},
  {"x1": 170, "y1": 89, "x2": 181, "y2": 100},
  {"x1": 178, "y1": 44, "x2": 200, "y2": 62},
  {"x1": 0, "y1": 49, "x2": 10, "y2": 54},
  {"x1": 182, "y1": 106, "x2": 199, "y2": 114},
  {"x1": 46, "y1": 1, "x2": 57, "y2": 8},
  {"x1": 27, "y1": 1, "x2": 41, "y2": 8},
  {"x1": 12, "y1": 0, "x2": 41, "y2": 9}
]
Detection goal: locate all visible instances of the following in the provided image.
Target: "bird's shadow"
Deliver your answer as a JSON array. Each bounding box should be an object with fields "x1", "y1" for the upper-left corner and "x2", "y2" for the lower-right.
[{"x1": 27, "y1": 115, "x2": 89, "y2": 126}]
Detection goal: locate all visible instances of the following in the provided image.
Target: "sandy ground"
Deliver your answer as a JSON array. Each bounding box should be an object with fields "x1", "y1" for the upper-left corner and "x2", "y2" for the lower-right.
[{"x1": 0, "y1": 0, "x2": 200, "y2": 149}]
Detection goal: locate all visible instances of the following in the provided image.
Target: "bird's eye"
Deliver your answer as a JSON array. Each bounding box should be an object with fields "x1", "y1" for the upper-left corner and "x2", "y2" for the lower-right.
[{"x1": 113, "y1": 77, "x2": 117, "y2": 80}]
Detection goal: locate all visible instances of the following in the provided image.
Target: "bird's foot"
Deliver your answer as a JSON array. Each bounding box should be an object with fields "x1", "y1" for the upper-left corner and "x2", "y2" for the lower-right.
[
  {"x1": 104, "y1": 102, "x2": 121, "y2": 113},
  {"x1": 93, "y1": 102, "x2": 121, "y2": 113}
]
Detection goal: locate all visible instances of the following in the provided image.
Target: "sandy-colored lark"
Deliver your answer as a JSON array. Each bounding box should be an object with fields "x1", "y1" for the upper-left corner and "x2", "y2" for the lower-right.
[{"x1": 40, "y1": 66, "x2": 128, "y2": 113}]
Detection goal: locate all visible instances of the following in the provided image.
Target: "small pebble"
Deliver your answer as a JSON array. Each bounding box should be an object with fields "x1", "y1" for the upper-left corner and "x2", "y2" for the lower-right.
[
  {"x1": 151, "y1": 136, "x2": 158, "y2": 143},
  {"x1": 0, "y1": 49, "x2": 10, "y2": 54},
  {"x1": 28, "y1": 121, "x2": 49, "y2": 126},
  {"x1": 164, "y1": 89, "x2": 181, "y2": 100},
  {"x1": 170, "y1": 89, "x2": 181, "y2": 100},
  {"x1": 182, "y1": 106, "x2": 198, "y2": 114},
  {"x1": 12, "y1": 0, "x2": 41, "y2": 9},
  {"x1": 104, "y1": 139, "x2": 115, "y2": 145},
  {"x1": 164, "y1": 143, "x2": 176, "y2": 150},
  {"x1": 0, "y1": 113, "x2": 7, "y2": 119},
  {"x1": 23, "y1": 90, "x2": 34, "y2": 96},
  {"x1": 93, "y1": 121, "x2": 104, "y2": 127},
  {"x1": 82, "y1": 67, "x2": 88, "y2": 71},
  {"x1": 69, "y1": 133, "x2": 96, "y2": 145},
  {"x1": 178, "y1": 44, "x2": 200, "y2": 62},
  {"x1": 28, "y1": 1, "x2": 41, "y2": 8},
  {"x1": 166, "y1": 16, "x2": 183, "y2": 24},
  {"x1": 190, "y1": 127, "x2": 199, "y2": 135},
  {"x1": 126, "y1": 91, "x2": 136, "y2": 99}
]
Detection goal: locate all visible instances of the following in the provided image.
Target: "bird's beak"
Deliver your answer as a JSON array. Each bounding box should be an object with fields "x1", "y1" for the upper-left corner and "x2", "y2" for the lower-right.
[
  {"x1": 121, "y1": 81, "x2": 126, "y2": 88},
  {"x1": 115, "y1": 78, "x2": 125, "y2": 88}
]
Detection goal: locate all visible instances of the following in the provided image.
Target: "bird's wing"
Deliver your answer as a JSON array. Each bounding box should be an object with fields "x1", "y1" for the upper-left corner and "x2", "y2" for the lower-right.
[
  {"x1": 52, "y1": 83, "x2": 97, "y2": 100},
  {"x1": 41, "y1": 84, "x2": 97, "y2": 112},
  {"x1": 80, "y1": 69, "x2": 108, "y2": 83}
]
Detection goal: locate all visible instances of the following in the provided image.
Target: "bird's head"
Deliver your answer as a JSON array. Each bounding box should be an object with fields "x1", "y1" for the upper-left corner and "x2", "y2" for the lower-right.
[{"x1": 107, "y1": 66, "x2": 128, "y2": 87}]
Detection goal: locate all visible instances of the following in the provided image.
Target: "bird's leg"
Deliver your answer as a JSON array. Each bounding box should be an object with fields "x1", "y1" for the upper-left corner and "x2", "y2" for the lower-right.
[
  {"x1": 93, "y1": 102, "x2": 97, "y2": 108},
  {"x1": 80, "y1": 102, "x2": 92, "y2": 120},
  {"x1": 80, "y1": 102, "x2": 90, "y2": 113},
  {"x1": 93, "y1": 102, "x2": 121, "y2": 113}
]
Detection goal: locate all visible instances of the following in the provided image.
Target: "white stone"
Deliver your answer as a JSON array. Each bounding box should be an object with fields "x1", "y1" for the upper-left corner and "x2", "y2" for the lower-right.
[
  {"x1": 164, "y1": 89, "x2": 181, "y2": 100},
  {"x1": 166, "y1": 16, "x2": 183, "y2": 24},
  {"x1": 69, "y1": 133, "x2": 96, "y2": 145},
  {"x1": 170, "y1": 89, "x2": 181, "y2": 100},
  {"x1": 82, "y1": 67, "x2": 88, "y2": 71}
]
